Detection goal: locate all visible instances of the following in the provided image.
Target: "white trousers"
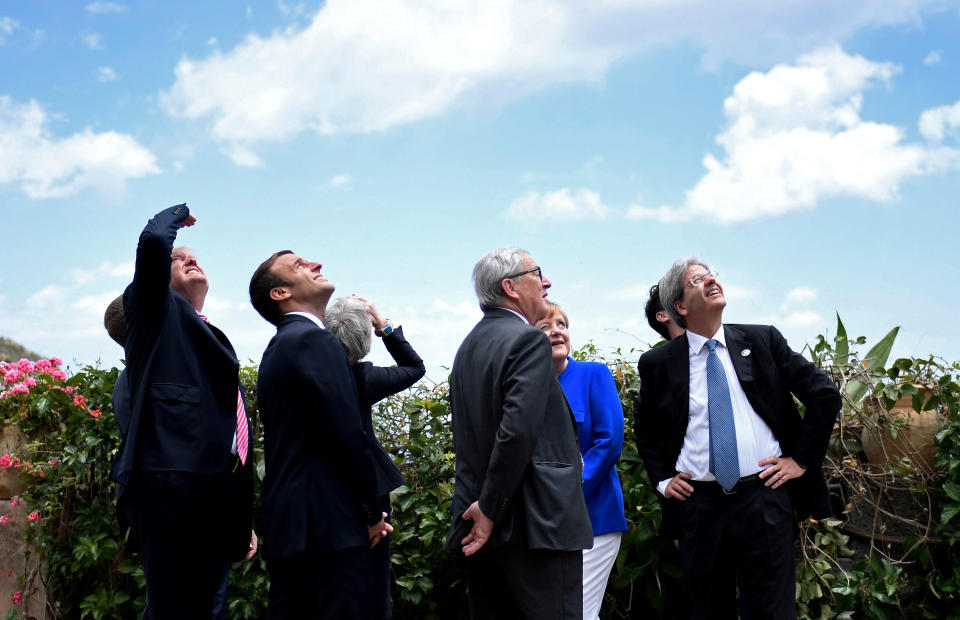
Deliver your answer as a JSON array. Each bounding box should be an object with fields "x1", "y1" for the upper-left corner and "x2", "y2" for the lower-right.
[{"x1": 582, "y1": 532, "x2": 622, "y2": 619}]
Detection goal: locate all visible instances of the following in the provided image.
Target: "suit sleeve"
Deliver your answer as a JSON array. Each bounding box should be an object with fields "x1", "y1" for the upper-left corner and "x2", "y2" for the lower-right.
[
  {"x1": 581, "y1": 364, "x2": 624, "y2": 501},
  {"x1": 127, "y1": 204, "x2": 189, "y2": 322},
  {"x1": 363, "y1": 326, "x2": 426, "y2": 404},
  {"x1": 296, "y1": 328, "x2": 382, "y2": 526},
  {"x1": 633, "y1": 353, "x2": 674, "y2": 488},
  {"x1": 769, "y1": 325, "x2": 841, "y2": 468},
  {"x1": 478, "y1": 328, "x2": 556, "y2": 523}
]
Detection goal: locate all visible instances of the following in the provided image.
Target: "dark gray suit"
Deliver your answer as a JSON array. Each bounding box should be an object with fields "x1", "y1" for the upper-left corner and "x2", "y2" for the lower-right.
[{"x1": 445, "y1": 308, "x2": 592, "y2": 619}]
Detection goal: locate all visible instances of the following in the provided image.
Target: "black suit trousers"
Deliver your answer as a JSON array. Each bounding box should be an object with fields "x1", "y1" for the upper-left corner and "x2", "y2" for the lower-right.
[
  {"x1": 465, "y1": 545, "x2": 582, "y2": 620},
  {"x1": 266, "y1": 545, "x2": 374, "y2": 619},
  {"x1": 128, "y1": 470, "x2": 236, "y2": 620},
  {"x1": 678, "y1": 484, "x2": 796, "y2": 620}
]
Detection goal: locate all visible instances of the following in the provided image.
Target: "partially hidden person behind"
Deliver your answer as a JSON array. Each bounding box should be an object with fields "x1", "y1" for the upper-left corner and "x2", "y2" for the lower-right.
[
  {"x1": 536, "y1": 302, "x2": 628, "y2": 619},
  {"x1": 644, "y1": 283, "x2": 684, "y2": 342},
  {"x1": 249, "y1": 251, "x2": 392, "y2": 619},
  {"x1": 109, "y1": 204, "x2": 256, "y2": 619},
  {"x1": 325, "y1": 294, "x2": 425, "y2": 619}
]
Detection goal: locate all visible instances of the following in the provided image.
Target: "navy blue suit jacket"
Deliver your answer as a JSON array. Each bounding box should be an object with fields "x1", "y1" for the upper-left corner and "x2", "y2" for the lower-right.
[
  {"x1": 352, "y1": 326, "x2": 425, "y2": 497},
  {"x1": 111, "y1": 204, "x2": 251, "y2": 480},
  {"x1": 257, "y1": 313, "x2": 382, "y2": 559},
  {"x1": 110, "y1": 204, "x2": 253, "y2": 561}
]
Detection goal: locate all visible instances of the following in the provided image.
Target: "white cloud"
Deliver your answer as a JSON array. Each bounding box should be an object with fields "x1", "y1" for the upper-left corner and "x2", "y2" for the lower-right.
[
  {"x1": 781, "y1": 310, "x2": 824, "y2": 328},
  {"x1": 0, "y1": 16, "x2": 19, "y2": 45},
  {"x1": 207, "y1": 37, "x2": 217, "y2": 47},
  {"x1": 70, "y1": 261, "x2": 133, "y2": 286},
  {"x1": 0, "y1": 95, "x2": 160, "y2": 199},
  {"x1": 96, "y1": 66, "x2": 118, "y2": 82},
  {"x1": 505, "y1": 188, "x2": 612, "y2": 221},
  {"x1": 81, "y1": 31, "x2": 104, "y2": 50},
  {"x1": 222, "y1": 144, "x2": 262, "y2": 168},
  {"x1": 328, "y1": 173, "x2": 352, "y2": 188},
  {"x1": 630, "y1": 45, "x2": 960, "y2": 224},
  {"x1": 919, "y1": 100, "x2": 960, "y2": 143},
  {"x1": 85, "y1": 1, "x2": 127, "y2": 14},
  {"x1": 27, "y1": 285, "x2": 66, "y2": 309},
  {"x1": 923, "y1": 51, "x2": 941, "y2": 66},
  {"x1": 161, "y1": 1, "x2": 941, "y2": 163},
  {"x1": 625, "y1": 203, "x2": 691, "y2": 223},
  {"x1": 786, "y1": 287, "x2": 818, "y2": 303}
]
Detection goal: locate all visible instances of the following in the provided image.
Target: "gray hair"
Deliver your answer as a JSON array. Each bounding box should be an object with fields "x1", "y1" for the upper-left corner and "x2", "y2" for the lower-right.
[
  {"x1": 325, "y1": 297, "x2": 372, "y2": 365},
  {"x1": 472, "y1": 247, "x2": 530, "y2": 310},
  {"x1": 659, "y1": 256, "x2": 710, "y2": 329}
]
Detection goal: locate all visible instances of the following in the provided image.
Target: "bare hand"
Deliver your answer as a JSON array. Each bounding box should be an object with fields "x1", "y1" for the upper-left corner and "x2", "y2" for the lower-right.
[
  {"x1": 460, "y1": 501, "x2": 494, "y2": 556},
  {"x1": 179, "y1": 214, "x2": 197, "y2": 228},
  {"x1": 368, "y1": 512, "x2": 394, "y2": 548},
  {"x1": 664, "y1": 472, "x2": 694, "y2": 500},
  {"x1": 243, "y1": 530, "x2": 258, "y2": 562},
  {"x1": 758, "y1": 456, "x2": 806, "y2": 489},
  {"x1": 350, "y1": 294, "x2": 388, "y2": 330}
]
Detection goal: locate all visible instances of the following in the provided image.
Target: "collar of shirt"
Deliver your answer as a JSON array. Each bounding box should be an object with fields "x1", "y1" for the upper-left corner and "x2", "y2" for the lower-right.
[
  {"x1": 284, "y1": 310, "x2": 326, "y2": 329},
  {"x1": 496, "y1": 306, "x2": 529, "y2": 325},
  {"x1": 686, "y1": 325, "x2": 726, "y2": 356}
]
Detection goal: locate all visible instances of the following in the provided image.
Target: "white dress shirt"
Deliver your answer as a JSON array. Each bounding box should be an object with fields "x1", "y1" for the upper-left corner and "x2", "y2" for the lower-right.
[{"x1": 656, "y1": 326, "x2": 781, "y2": 495}]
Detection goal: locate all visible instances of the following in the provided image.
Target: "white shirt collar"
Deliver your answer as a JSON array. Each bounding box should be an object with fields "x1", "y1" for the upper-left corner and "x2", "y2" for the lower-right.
[
  {"x1": 285, "y1": 310, "x2": 326, "y2": 329},
  {"x1": 496, "y1": 306, "x2": 529, "y2": 325},
  {"x1": 687, "y1": 325, "x2": 726, "y2": 355}
]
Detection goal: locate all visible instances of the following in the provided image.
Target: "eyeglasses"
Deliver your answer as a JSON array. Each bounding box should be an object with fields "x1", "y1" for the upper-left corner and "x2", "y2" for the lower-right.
[
  {"x1": 506, "y1": 266, "x2": 542, "y2": 282},
  {"x1": 687, "y1": 271, "x2": 718, "y2": 287}
]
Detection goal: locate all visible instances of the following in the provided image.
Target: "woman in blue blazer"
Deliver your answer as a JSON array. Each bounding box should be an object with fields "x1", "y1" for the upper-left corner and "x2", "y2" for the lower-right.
[{"x1": 537, "y1": 303, "x2": 628, "y2": 620}]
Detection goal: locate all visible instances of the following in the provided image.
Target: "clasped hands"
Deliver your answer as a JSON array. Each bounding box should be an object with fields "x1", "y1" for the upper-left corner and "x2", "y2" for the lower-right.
[{"x1": 664, "y1": 456, "x2": 806, "y2": 500}]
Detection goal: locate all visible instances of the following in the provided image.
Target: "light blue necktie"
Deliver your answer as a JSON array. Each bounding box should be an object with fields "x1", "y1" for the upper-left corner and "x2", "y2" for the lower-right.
[{"x1": 706, "y1": 339, "x2": 740, "y2": 491}]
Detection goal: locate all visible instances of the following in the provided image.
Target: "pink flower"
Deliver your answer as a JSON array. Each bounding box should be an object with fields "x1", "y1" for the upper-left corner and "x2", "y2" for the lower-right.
[
  {"x1": 11, "y1": 590, "x2": 22, "y2": 605},
  {"x1": 72, "y1": 394, "x2": 87, "y2": 408},
  {"x1": 10, "y1": 496, "x2": 19, "y2": 507},
  {"x1": 35, "y1": 359, "x2": 52, "y2": 371},
  {"x1": 0, "y1": 515, "x2": 11, "y2": 526},
  {"x1": 0, "y1": 454, "x2": 12, "y2": 469},
  {"x1": 24, "y1": 376, "x2": 37, "y2": 387},
  {"x1": 89, "y1": 409, "x2": 101, "y2": 418},
  {"x1": 50, "y1": 369, "x2": 68, "y2": 381},
  {"x1": 47, "y1": 459, "x2": 60, "y2": 467},
  {"x1": 27, "y1": 511, "x2": 40, "y2": 523},
  {"x1": 3, "y1": 369, "x2": 20, "y2": 384},
  {"x1": 10, "y1": 384, "x2": 30, "y2": 396},
  {"x1": 50, "y1": 357, "x2": 62, "y2": 367},
  {"x1": 17, "y1": 359, "x2": 35, "y2": 374}
]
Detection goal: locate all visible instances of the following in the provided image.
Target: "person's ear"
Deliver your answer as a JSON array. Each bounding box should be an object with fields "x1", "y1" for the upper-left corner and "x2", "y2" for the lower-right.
[
  {"x1": 674, "y1": 299, "x2": 688, "y2": 318},
  {"x1": 501, "y1": 278, "x2": 520, "y2": 300},
  {"x1": 656, "y1": 310, "x2": 670, "y2": 324},
  {"x1": 269, "y1": 287, "x2": 290, "y2": 302}
]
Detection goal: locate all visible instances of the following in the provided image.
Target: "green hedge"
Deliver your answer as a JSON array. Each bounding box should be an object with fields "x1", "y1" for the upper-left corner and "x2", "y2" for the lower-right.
[{"x1": 2, "y1": 330, "x2": 960, "y2": 619}]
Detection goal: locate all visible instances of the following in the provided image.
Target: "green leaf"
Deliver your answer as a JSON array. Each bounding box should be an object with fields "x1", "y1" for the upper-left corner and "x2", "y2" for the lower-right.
[{"x1": 835, "y1": 313, "x2": 849, "y2": 363}]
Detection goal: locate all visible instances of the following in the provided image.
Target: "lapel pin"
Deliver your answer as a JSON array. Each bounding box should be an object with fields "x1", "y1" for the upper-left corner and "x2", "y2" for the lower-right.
[{"x1": 741, "y1": 349, "x2": 751, "y2": 357}]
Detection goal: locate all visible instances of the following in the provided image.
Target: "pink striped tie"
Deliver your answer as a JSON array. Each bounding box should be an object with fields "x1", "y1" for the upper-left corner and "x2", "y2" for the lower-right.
[{"x1": 197, "y1": 311, "x2": 248, "y2": 465}]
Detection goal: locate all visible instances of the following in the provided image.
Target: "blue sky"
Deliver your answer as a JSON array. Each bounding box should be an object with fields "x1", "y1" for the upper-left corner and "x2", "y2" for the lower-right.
[{"x1": 2, "y1": 0, "x2": 959, "y2": 380}]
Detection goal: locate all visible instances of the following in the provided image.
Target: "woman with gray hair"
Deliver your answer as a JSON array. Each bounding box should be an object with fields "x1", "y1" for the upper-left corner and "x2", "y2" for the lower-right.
[{"x1": 325, "y1": 295, "x2": 425, "y2": 620}]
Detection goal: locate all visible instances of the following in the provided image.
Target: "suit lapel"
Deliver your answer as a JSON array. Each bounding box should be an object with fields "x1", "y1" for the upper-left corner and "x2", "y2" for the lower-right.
[
  {"x1": 666, "y1": 333, "x2": 690, "y2": 422},
  {"x1": 724, "y1": 324, "x2": 755, "y2": 387}
]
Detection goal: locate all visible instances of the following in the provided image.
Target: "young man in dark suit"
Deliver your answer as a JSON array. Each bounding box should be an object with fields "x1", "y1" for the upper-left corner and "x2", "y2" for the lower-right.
[
  {"x1": 249, "y1": 251, "x2": 391, "y2": 619},
  {"x1": 110, "y1": 204, "x2": 256, "y2": 619},
  {"x1": 444, "y1": 247, "x2": 593, "y2": 619},
  {"x1": 633, "y1": 257, "x2": 840, "y2": 619}
]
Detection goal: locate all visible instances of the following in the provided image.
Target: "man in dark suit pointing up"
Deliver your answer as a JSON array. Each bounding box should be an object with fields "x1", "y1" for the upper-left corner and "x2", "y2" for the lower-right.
[
  {"x1": 111, "y1": 204, "x2": 255, "y2": 619},
  {"x1": 445, "y1": 247, "x2": 592, "y2": 619},
  {"x1": 633, "y1": 257, "x2": 841, "y2": 619}
]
